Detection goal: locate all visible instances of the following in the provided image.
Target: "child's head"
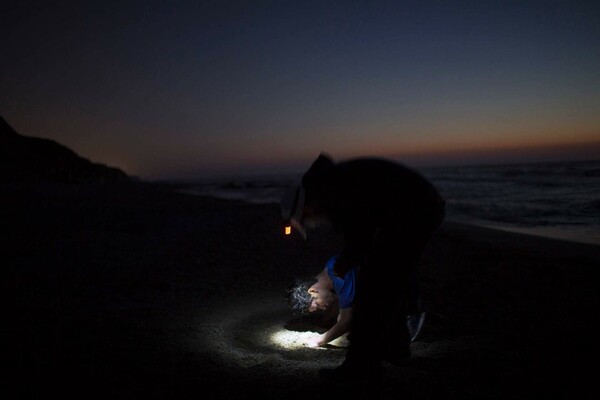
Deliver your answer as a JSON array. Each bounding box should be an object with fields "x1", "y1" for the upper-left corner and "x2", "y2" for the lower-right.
[
  {"x1": 286, "y1": 279, "x2": 315, "y2": 314},
  {"x1": 286, "y1": 277, "x2": 337, "y2": 314}
]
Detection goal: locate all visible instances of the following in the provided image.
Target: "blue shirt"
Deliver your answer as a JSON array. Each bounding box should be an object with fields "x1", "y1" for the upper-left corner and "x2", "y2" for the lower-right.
[{"x1": 325, "y1": 256, "x2": 358, "y2": 309}]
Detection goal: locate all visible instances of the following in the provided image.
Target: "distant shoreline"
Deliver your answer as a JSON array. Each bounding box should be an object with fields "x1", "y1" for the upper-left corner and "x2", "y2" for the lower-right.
[
  {"x1": 158, "y1": 158, "x2": 600, "y2": 248},
  {"x1": 445, "y1": 217, "x2": 600, "y2": 247},
  {"x1": 172, "y1": 186, "x2": 600, "y2": 247}
]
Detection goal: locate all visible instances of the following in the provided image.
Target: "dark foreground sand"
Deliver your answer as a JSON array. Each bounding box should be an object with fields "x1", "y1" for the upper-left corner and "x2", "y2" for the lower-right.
[{"x1": 3, "y1": 182, "x2": 599, "y2": 399}]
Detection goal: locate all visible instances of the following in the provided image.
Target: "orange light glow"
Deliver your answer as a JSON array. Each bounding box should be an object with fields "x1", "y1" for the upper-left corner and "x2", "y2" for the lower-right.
[{"x1": 285, "y1": 226, "x2": 291, "y2": 235}]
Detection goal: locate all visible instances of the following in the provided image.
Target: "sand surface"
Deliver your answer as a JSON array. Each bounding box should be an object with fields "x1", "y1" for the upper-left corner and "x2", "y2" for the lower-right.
[{"x1": 3, "y1": 182, "x2": 599, "y2": 399}]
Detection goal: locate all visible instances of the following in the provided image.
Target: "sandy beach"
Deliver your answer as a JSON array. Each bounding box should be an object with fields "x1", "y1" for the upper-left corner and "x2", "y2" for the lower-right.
[{"x1": 3, "y1": 182, "x2": 599, "y2": 399}]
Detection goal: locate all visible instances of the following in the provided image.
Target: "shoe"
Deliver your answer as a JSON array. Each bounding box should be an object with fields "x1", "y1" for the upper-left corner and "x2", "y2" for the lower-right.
[
  {"x1": 319, "y1": 359, "x2": 382, "y2": 384},
  {"x1": 407, "y1": 312, "x2": 426, "y2": 342}
]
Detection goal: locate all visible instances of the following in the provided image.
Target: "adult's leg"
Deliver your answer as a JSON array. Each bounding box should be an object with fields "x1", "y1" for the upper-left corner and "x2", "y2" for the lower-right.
[
  {"x1": 378, "y1": 238, "x2": 417, "y2": 362},
  {"x1": 346, "y1": 229, "x2": 413, "y2": 366},
  {"x1": 369, "y1": 206, "x2": 445, "y2": 363}
]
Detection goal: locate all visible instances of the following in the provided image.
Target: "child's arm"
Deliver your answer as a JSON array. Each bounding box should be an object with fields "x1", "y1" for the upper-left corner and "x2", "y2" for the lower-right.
[{"x1": 307, "y1": 307, "x2": 353, "y2": 347}]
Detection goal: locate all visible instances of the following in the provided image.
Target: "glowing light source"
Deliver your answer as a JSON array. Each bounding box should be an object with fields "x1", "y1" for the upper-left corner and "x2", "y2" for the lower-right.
[
  {"x1": 270, "y1": 329, "x2": 349, "y2": 349},
  {"x1": 270, "y1": 329, "x2": 325, "y2": 349},
  {"x1": 285, "y1": 226, "x2": 292, "y2": 235}
]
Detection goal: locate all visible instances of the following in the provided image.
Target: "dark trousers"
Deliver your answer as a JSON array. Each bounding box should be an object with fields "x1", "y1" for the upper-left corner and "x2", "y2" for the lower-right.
[{"x1": 347, "y1": 205, "x2": 445, "y2": 365}]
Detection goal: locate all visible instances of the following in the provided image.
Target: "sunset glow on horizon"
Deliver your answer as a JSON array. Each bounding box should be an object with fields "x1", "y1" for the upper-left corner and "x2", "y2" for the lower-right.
[{"x1": 2, "y1": 1, "x2": 599, "y2": 180}]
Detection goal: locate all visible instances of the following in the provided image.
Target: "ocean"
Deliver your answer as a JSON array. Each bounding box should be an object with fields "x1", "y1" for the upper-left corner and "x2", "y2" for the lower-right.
[{"x1": 177, "y1": 159, "x2": 600, "y2": 246}]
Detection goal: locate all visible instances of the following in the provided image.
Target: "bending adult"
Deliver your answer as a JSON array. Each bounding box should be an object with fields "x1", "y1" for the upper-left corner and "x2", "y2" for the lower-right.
[{"x1": 282, "y1": 154, "x2": 445, "y2": 383}]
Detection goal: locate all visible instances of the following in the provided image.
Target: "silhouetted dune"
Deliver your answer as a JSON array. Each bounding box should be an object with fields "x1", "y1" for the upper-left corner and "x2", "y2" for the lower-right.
[{"x1": 0, "y1": 116, "x2": 130, "y2": 183}]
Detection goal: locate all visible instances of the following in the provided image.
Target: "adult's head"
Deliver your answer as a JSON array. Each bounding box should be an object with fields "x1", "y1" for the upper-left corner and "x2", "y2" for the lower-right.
[{"x1": 280, "y1": 153, "x2": 335, "y2": 238}]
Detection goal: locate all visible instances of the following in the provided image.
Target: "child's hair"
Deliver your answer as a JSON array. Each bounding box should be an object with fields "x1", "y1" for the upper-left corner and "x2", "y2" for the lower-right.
[{"x1": 286, "y1": 278, "x2": 317, "y2": 314}]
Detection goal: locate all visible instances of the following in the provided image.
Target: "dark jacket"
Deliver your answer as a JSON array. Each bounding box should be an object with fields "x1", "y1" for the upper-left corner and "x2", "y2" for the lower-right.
[{"x1": 302, "y1": 155, "x2": 445, "y2": 269}]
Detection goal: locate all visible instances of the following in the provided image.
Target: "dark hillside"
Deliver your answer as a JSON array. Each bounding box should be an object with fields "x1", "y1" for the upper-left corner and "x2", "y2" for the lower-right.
[{"x1": 0, "y1": 116, "x2": 129, "y2": 183}]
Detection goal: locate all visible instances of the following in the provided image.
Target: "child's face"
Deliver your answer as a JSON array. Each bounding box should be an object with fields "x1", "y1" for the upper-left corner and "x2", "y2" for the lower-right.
[{"x1": 307, "y1": 285, "x2": 335, "y2": 312}]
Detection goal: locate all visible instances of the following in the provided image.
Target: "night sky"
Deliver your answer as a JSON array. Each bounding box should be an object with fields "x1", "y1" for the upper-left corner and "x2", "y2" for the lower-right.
[{"x1": 2, "y1": 1, "x2": 599, "y2": 180}]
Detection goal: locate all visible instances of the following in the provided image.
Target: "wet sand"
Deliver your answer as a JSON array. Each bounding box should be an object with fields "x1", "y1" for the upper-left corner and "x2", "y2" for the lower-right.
[{"x1": 3, "y1": 182, "x2": 599, "y2": 399}]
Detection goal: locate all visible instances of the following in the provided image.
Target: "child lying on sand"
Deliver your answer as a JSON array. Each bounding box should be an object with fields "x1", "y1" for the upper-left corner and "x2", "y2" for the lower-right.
[{"x1": 287, "y1": 255, "x2": 426, "y2": 348}]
